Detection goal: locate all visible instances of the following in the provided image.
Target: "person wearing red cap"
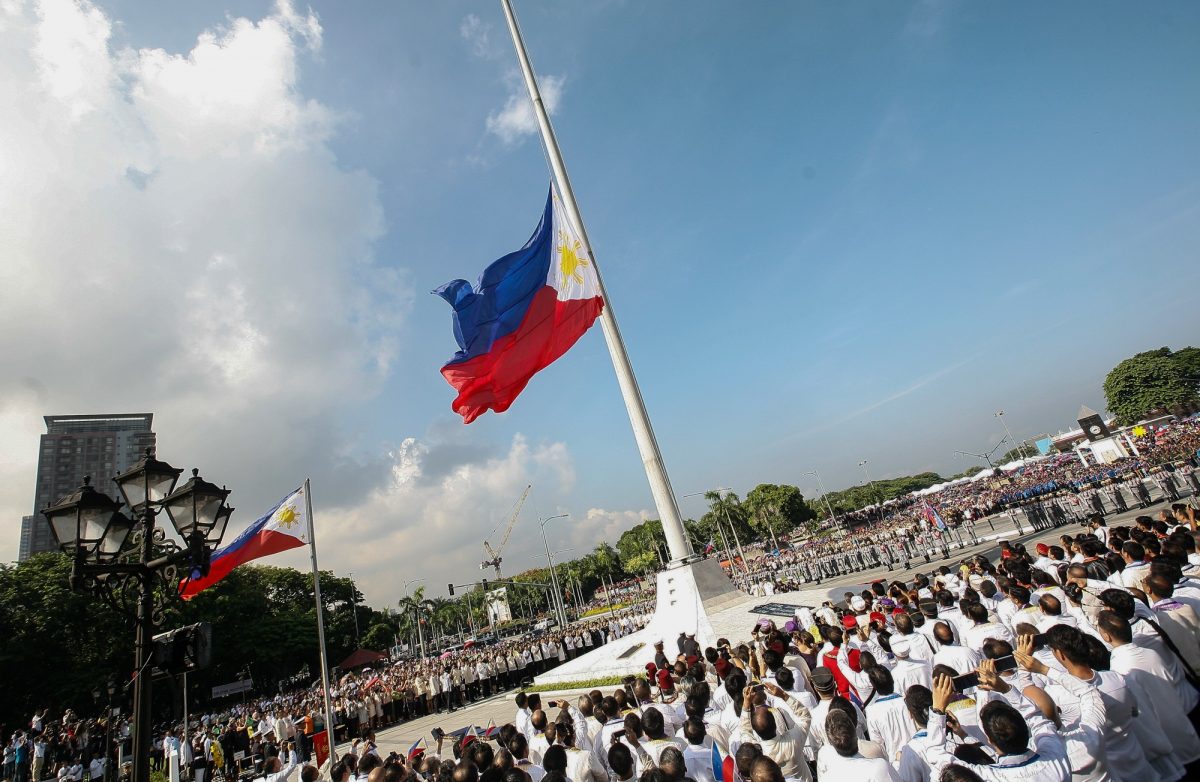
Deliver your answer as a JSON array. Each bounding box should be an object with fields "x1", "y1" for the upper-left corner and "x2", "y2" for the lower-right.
[{"x1": 818, "y1": 625, "x2": 860, "y2": 701}]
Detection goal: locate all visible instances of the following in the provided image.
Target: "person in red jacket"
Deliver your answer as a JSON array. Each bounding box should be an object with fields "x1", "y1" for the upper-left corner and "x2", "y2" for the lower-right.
[{"x1": 820, "y1": 621, "x2": 862, "y2": 701}]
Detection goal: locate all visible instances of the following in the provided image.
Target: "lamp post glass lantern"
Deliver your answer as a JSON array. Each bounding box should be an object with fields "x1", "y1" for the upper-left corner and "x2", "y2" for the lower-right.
[{"x1": 42, "y1": 450, "x2": 232, "y2": 782}]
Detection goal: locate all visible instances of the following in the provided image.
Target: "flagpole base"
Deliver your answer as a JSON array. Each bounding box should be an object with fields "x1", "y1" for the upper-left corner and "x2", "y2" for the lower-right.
[{"x1": 532, "y1": 559, "x2": 744, "y2": 686}]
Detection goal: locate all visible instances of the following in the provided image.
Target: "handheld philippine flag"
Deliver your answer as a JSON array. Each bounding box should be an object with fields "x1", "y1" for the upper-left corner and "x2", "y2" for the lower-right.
[
  {"x1": 922, "y1": 501, "x2": 948, "y2": 531},
  {"x1": 711, "y1": 742, "x2": 735, "y2": 782},
  {"x1": 704, "y1": 539, "x2": 716, "y2": 555},
  {"x1": 435, "y1": 187, "x2": 604, "y2": 423},
  {"x1": 483, "y1": 720, "x2": 498, "y2": 740},
  {"x1": 407, "y1": 738, "x2": 426, "y2": 761},
  {"x1": 179, "y1": 487, "x2": 308, "y2": 599}
]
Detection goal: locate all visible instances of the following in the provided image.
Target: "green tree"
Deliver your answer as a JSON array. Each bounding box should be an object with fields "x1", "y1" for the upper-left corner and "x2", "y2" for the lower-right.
[
  {"x1": 1104, "y1": 346, "x2": 1200, "y2": 424},
  {"x1": 361, "y1": 622, "x2": 394, "y2": 651},
  {"x1": 700, "y1": 490, "x2": 754, "y2": 549},
  {"x1": 616, "y1": 520, "x2": 665, "y2": 573},
  {"x1": 743, "y1": 484, "x2": 816, "y2": 545}
]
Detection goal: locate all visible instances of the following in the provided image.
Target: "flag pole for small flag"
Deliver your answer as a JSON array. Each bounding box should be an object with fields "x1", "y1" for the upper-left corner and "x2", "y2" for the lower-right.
[
  {"x1": 304, "y1": 478, "x2": 340, "y2": 763},
  {"x1": 499, "y1": 0, "x2": 693, "y2": 566}
]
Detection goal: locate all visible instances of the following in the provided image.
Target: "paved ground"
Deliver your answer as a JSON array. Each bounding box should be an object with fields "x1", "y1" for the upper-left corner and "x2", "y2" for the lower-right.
[{"x1": 348, "y1": 492, "x2": 1190, "y2": 758}]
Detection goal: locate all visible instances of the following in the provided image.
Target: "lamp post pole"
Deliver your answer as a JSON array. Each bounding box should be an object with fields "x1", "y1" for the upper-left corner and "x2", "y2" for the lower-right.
[
  {"x1": 43, "y1": 452, "x2": 232, "y2": 782},
  {"x1": 349, "y1": 571, "x2": 361, "y2": 644},
  {"x1": 859, "y1": 461, "x2": 879, "y2": 524},
  {"x1": 540, "y1": 515, "x2": 569, "y2": 627},
  {"x1": 996, "y1": 411, "x2": 1021, "y2": 460},
  {"x1": 710, "y1": 488, "x2": 749, "y2": 571},
  {"x1": 803, "y1": 470, "x2": 840, "y2": 528}
]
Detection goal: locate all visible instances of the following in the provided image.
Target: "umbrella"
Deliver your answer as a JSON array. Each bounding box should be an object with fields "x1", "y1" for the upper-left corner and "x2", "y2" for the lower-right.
[{"x1": 440, "y1": 651, "x2": 453, "y2": 660}]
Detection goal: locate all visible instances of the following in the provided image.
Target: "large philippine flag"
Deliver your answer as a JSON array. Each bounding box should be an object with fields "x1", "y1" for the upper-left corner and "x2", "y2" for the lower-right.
[
  {"x1": 179, "y1": 487, "x2": 308, "y2": 599},
  {"x1": 435, "y1": 187, "x2": 604, "y2": 423}
]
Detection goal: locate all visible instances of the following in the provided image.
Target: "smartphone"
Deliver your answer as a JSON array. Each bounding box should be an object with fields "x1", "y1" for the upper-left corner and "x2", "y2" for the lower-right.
[{"x1": 952, "y1": 655, "x2": 1018, "y2": 691}]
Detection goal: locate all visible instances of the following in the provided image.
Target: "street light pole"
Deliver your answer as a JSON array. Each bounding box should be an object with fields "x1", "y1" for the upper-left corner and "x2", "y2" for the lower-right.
[
  {"x1": 711, "y1": 488, "x2": 749, "y2": 571},
  {"x1": 996, "y1": 411, "x2": 1022, "y2": 461},
  {"x1": 802, "y1": 470, "x2": 840, "y2": 528},
  {"x1": 859, "y1": 460, "x2": 878, "y2": 523},
  {"x1": 349, "y1": 570, "x2": 360, "y2": 644},
  {"x1": 43, "y1": 452, "x2": 232, "y2": 782},
  {"x1": 540, "y1": 514, "x2": 569, "y2": 627}
]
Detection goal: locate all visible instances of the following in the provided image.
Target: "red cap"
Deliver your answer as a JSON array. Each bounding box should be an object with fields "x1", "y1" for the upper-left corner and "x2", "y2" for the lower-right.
[
  {"x1": 1036, "y1": 543, "x2": 1049, "y2": 555},
  {"x1": 841, "y1": 615, "x2": 858, "y2": 629},
  {"x1": 656, "y1": 669, "x2": 674, "y2": 691},
  {"x1": 869, "y1": 612, "x2": 885, "y2": 625}
]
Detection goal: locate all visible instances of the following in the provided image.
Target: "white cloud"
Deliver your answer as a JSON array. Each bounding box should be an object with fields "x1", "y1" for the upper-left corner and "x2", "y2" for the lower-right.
[
  {"x1": 291, "y1": 433, "x2": 579, "y2": 605},
  {"x1": 0, "y1": 1, "x2": 408, "y2": 559},
  {"x1": 486, "y1": 72, "x2": 565, "y2": 145},
  {"x1": 575, "y1": 507, "x2": 651, "y2": 547},
  {"x1": 460, "y1": 13, "x2": 495, "y2": 60}
]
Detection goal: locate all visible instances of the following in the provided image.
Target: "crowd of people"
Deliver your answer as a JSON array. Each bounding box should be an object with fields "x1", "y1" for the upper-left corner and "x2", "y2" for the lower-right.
[
  {"x1": 409, "y1": 507, "x2": 1200, "y2": 782},
  {"x1": 4, "y1": 709, "x2": 122, "y2": 782},
  {"x1": 3, "y1": 608, "x2": 654, "y2": 782},
  {"x1": 725, "y1": 419, "x2": 1200, "y2": 591},
  {"x1": 11, "y1": 421, "x2": 1200, "y2": 782}
]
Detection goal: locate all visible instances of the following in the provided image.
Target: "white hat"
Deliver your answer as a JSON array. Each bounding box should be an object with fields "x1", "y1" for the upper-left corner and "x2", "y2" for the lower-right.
[
  {"x1": 890, "y1": 637, "x2": 911, "y2": 658},
  {"x1": 850, "y1": 596, "x2": 867, "y2": 612}
]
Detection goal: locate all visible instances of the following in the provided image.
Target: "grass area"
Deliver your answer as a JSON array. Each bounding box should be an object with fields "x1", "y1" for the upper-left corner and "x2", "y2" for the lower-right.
[
  {"x1": 525, "y1": 674, "x2": 646, "y2": 693},
  {"x1": 579, "y1": 602, "x2": 631, "y2": 618}
]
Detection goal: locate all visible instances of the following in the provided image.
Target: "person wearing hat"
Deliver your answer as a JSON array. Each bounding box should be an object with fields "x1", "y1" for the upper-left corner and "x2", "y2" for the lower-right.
[
  {"x1": 652, "y1": 640, "x2": 668, "y2": 670},
  {"x1": 806, "y1": 668, "x2": 866, "y2": 752},
  {"x1": 888, "y1": 636, "x2": 933, "y2": 696}
]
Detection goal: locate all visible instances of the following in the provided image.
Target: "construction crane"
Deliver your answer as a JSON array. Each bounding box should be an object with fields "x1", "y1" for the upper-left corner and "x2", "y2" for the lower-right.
[{"x1": 481, "y1": 484, "x2": 531, "y2": 579}]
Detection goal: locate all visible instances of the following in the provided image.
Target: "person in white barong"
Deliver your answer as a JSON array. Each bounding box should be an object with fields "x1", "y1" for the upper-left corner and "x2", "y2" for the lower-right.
[
  {"x1": 925, "y1": 660, "x2": 1073, "y2": 782},
  {"x1": 1097, "y1": 609, "x2": 1200, "y2": 778},
  {"x1": 1034, "y1": 624, "x2": 1163, "y2": 782}
]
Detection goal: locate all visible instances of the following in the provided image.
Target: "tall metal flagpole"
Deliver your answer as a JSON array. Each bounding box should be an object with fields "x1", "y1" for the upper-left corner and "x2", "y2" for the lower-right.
[
  {"x1": 499, "y1": 0, "x2": 693, "y2": 566},
  {"x1": 304, "y1": 479, "x2": 339, "y2": 762}
]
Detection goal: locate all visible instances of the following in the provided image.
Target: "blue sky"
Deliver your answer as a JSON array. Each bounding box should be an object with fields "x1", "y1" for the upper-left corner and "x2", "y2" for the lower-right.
[{"x1": 3, "y1": 0, "x2": 1198, "y2": 601}]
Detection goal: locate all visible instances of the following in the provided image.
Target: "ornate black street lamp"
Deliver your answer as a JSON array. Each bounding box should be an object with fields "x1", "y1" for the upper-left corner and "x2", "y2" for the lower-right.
[{"x1": 43, "y1": 449, "x2": 232, "y2": 782}]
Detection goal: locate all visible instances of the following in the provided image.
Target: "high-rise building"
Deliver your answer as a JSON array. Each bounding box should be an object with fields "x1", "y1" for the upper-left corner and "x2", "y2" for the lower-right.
[{"x1": 19, "y1": 414, "x2": 156, "y2": 561}]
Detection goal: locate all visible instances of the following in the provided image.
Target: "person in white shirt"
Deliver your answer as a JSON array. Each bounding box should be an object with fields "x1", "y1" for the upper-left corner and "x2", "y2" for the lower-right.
[
  {"x1": 895, "y1": 685, "x2": 941, "y2": 782},
  {"x1": 1033, "y1": 594, "x2": 1077, "y2": 633},
  {"x1": 554, "y1": 721, "x2": 604, "y2": 782},
  {"x1": 892, "y1": 614, "x2": 936, "y2": 664},
  {"x1": 816, "y1": 709, "x2": 897, "y2": 782},
  {"x1": 1144, "y1": 571, "x2": 1200, "y2": 672},
  {"x1": 527, "y1": 710, "x2": 551, "y2": 765},
  {"x1": 863, "y1": 666, "x2": 918, "y2": 767},
  {"x1": 1039, "y1": 621, "x2": 1164, "y2": 780},
  {"x1": 926, "y1": 660, "x2": 1072, "y2": 782},
  {"x1": 963, "y1": 602, "x2": 1015, "y2": 652},
  {"x1": 888, "y1": 638, "x2": 933, "y2": 697},
  {"x1": 1107, "y1": 541, "x2": 1150, "y2": 589},
  {"x1": 508, "y1": 734, "x2": 545, "y2": 782},
  {"x1": 255, "y1": 743, "x2": 295, "y2": 782},
  {"x1": 680, "y1": 719, "x2": 716, "y2": 782},
  {"x1": 1098, "y1": 609, "x2": 1200, "y2": 774},
  {"x1": 931, "y1": 623, "x2": 981, "y2": 675}
]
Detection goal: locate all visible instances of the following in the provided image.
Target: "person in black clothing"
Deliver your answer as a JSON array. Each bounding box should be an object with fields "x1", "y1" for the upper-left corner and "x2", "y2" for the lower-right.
[{"x1": 652, "y1": 640, "x2": 668, "y2": 669}]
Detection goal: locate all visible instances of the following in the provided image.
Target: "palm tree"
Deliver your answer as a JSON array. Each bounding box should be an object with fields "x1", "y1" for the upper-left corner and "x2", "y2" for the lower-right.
[{"x1": 398, "y1": 586, "x2": 427, "y2": 655}]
